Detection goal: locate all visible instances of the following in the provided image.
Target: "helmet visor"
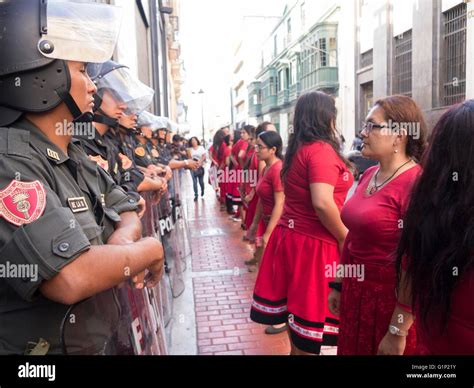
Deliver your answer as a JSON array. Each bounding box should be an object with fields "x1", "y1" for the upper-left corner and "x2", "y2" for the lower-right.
[
  {"x1": 95, "y1": 67, "x2": 154, "y2": 114},
  {"x1": 39, "y1": 0, "x2": 122, "y2": 63},
  {"x1": 137, "y1": 111, "x2": 170, "y2": 131}
]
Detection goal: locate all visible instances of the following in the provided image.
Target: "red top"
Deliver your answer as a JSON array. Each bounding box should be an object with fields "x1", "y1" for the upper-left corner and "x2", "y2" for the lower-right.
[
  {"x1": 278, "y1": 141, "x2": 354, "y2": 242},
  {"x1": 415, "y1": 267, "x2": 474, "y2": 355},
  {"x1": 231, "y1": 139, "x2": 249, "y2": 169},
  {"x1": 341, "y1": 165, "x2": 421, "y2": 266},
  {"x1": 243, "y1": 149, "x2": 258, "y2": 195},
  {"x1": 217, "y1": 143, "x2": 230, "y2": 169},
  {"x1": 256, "y1": 160, "x2": 283, "y2": 217}
]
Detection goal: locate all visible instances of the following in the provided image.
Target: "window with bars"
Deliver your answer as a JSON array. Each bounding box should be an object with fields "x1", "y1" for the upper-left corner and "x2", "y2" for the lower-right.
[
  {"x1": 360, "y1": 81, "x2": 374, "y2": 126},
  {"x1": 441, "y1": 3, "x2": 467, "y2": 107},
  {"x1": 393, "y1": 30, "x2": 412, "y2": 97},
  {"x1": 360, "y1": 49, "x2": 373, "y2": 68}
]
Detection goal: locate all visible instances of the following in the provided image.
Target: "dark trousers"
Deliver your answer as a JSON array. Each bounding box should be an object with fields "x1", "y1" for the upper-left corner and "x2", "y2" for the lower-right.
[{"x1": 191, "y1": 171, "x2": 205, "y2": 197}]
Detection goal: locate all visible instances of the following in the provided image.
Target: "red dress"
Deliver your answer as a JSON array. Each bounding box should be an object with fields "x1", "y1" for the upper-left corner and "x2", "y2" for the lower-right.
[
  {"x1": 413, "y1": 265, "x2": 474, "y2": 355},
  {"x1": 337, "y1": 165, "x2": 421, "y2": 355},
  {"x1": 243, "y1": 150, "x2": 265, "y2": 242},
  {"x1": 255, "y1": 159, "x2": 283, "y2": 220},
  {"x1": 226, "y1": 139, "x2": 249, "y2": 205},
  {"x1": 217, "y1": 143, "x2": 230, "y2": 204},
  {"x1": 251, "y1": 141, "x2": 354, "y2": 354}
]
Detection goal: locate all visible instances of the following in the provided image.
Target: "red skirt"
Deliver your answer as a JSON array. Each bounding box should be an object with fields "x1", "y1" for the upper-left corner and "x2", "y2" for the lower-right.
[
  {"x1": 250, "y1": 225, "x2": 340, "y2": 354},
  {"x1": 337, "y1": 260, "x2": 417, "y2": 355},
  {"x1": 226, "y1": 181, "x2": 242, "y2": 205},
  {"x1": 244, "y1": 195, "x2": 258, "y2": 230}
]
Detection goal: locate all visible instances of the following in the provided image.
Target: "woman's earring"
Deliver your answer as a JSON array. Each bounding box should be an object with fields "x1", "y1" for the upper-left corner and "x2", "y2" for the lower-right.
[{"x1": 394, "y1": 149, "x2": 399, "y2": 153}]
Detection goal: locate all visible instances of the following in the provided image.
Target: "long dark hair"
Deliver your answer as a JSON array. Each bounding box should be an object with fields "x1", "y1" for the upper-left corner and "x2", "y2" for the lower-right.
[
  {"x1": 234, "y1": 129, "x2": 242, "y2": 143},
  {"x1": 255, "y1": 121, "x2": 273, "y2": 137},
  {"x1": 242, "y1": 124, "x2": 256, "y2": 138},
  {"x1": 396, "y1": 99, "x2": 474, "y2": 331},
  {"x1": 259, "y1": 131, "x2": 283, "y2": 160},
  {"x1": 281, "y1": 91, "x2": 349, "y2": 180},
  {"x1": 213, "y1": 128, "x2": 226, "y2": 159}
]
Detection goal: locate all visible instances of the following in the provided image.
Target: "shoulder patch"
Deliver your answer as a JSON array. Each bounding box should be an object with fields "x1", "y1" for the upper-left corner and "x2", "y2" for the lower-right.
[
  {"x1": 0, "y1": 180, "x2": 46, "y2": 226},
  {"x1": 134, "y1": 147, "x2": 146, "y2": 157}
]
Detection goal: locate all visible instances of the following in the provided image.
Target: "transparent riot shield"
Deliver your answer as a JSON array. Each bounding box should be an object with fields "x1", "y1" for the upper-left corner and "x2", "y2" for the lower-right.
[
  {"x1": 156, "y1": 190, "x2": 185, "y2": 299},
  {"x1": 60, "y1": 192, "x2": 171, "y2": 355},
  {"x1": 171, "y1": 171, "x2": 192, "y2": 267},
  {"x1": 59, "y1": 288, "x2": 126, "y2": 355}
]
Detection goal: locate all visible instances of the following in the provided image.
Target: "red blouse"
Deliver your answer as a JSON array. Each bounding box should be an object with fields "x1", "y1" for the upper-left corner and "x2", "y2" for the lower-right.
[
  {"x1": 231, "y1": 139, "x2": 249, "y2": 169},
  {"x1": 341, "y1": 165, "x2": 422, "y2": 265},
  {"x1": 256, "y1": 160, "x2": 283, "y2": 217},
  {"x1": 217, "y1": 143, "x2": 230, "y2": 169},
  {"x1": 278, "y1": 141, "x2": 353, "y2": 242},
  {"x1": 415, "y1": 267, "x2": 474, "y2": 355}
]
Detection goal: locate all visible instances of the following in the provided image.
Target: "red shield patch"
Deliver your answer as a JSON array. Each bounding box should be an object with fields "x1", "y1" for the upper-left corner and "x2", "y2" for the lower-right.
[{"x1": 0, "y1": 180, "x2": 47, "y2": 226}]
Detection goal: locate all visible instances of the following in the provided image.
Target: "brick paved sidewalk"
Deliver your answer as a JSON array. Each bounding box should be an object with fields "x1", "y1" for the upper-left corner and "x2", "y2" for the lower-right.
[{"x1": 184, "y1": 182, "x2": 290, "y2": 355}]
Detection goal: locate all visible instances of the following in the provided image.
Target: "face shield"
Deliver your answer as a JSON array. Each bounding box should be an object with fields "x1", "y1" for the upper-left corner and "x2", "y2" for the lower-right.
[
  {"x1": 38, "y1": 0, "x2": 123, "y2": 64},
  {"x1": 137, "y1": 111, "x2": 170, "y2": 131},
  {"x1": 91, "y1": 65, "x2": 154, "y2": 115}
]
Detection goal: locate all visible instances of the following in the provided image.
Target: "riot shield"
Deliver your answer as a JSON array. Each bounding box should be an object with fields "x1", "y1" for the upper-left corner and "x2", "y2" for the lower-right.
[
  {"x1": 156, "y1": 190, "x2": 185, "y2": 299},
  {"x1": 59, "y1": 191, "x2": 172, "y2": 355},
  {"x1": 171, "y1": 171, "x2": 192, "y2": 269}
]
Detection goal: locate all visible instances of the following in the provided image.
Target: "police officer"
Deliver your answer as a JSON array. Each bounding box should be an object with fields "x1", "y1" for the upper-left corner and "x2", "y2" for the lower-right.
[
  {"x1": 87, "y1": 61, "x2": 168, "y2": 197},
  {"x1": 0, "y1": 0, "x2": 164, "y2": 354},
  {"x1": 117, "y1": 113, "x2": 168, "y2": 197}
]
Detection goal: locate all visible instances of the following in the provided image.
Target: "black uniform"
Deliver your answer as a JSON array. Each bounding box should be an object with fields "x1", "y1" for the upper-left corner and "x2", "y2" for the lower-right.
[{"x1": 77, "y1": 128, "x2": 144, "y2": 202}]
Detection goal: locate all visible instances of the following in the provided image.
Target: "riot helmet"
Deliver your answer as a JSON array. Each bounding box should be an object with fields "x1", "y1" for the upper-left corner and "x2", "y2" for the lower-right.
[{"x1": 0, "y1": 0, "x2": 122, "y2": 126}]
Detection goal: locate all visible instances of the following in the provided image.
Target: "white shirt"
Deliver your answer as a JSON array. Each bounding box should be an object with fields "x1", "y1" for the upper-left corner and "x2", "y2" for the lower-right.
[{"x1": 190, "y1": 145, "x2": 207, "y2": 162}]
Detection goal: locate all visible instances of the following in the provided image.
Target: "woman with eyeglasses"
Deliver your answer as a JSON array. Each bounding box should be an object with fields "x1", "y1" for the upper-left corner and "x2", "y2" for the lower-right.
[
  {"x1": 248, "y1": 132, "x2": 284, "y2": 252},
  {"x1": 243, "y1": 124, "x2": 271, "y2": 264},
  {"x1": 251, "y1": 92, "x2": 354, "y2": 355},
  {"x1": 377, "y1": 100, "x2": 474, "y2": 355},
  {"x1": 330, "y1": 95, "x2": 427, "y2": 355},
  {"x1": 248, "y1": 131, "x2": 287, "y2": 335}
]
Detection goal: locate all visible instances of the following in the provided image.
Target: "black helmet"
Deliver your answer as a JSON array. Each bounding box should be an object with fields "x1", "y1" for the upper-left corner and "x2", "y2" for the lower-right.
[
  {"x1": 88, "y1": 60, "x2": 154, "y2": 129},
  {"x1": 0, "y1": 0, "x2": 122, "y2": 126}
]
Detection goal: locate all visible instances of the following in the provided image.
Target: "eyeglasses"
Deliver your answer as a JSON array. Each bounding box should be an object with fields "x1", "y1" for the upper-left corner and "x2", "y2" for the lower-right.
[
  {"x1": 254, "y1": 144, "x2": 268, "y2": 151},
  {"x1": 361, "y1": 121, "x2": 387, "y2": 134}
]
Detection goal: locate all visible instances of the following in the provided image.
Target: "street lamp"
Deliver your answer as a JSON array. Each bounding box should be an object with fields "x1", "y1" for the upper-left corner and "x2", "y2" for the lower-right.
[{"x1": 192, "y1": 89, "x2": 205, "y2": 145}]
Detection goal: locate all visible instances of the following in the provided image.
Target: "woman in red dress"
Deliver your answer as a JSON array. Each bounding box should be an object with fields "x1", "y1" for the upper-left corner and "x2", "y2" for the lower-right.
[
  {"x1": 378, "y1": 99, "x2": 474, "y2": 355},
  {"x1": 248, "y1": 131, "x2": 284, "y2": 255},
  {"x1": 243, "y1": 124, "x2": 273, "y2": 266},
  {"x1": 250, "y1": 92, "x2": 354, "y2": 355},
  {"x1": 248, "y1": 131, "x2": 286, "y2": 334},
  {"x1": 331, "y1": 95, "x2": 427, "y2": 355},
  {"x1": 227, "y1": 126, "x2": 254, "y2": 222},
  {"x1": 210, "y1": 128, "x2": 229, "y2": 210}
]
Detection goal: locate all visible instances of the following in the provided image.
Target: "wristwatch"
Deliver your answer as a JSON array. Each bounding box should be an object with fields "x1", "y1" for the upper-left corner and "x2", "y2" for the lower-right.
[
  {"x1": 389, "y1": 325, "x2": 408, "y2": 337},
  {"x1": 328, "y1": 281, "x2": 342, "y2": 292},
  {"x1": 184, "y1": 160, "x2": 189, "y2": 166}
]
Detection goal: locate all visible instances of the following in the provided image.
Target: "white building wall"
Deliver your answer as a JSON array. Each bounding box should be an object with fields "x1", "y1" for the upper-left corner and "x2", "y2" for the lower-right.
[{"x1": 338, "y1": 0, "x2": 356, "y2": 152}]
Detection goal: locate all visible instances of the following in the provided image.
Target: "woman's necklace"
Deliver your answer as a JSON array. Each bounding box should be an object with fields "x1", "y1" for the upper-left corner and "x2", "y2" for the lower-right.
[{"x1": 366, "y1": 159, "x2": 413, "y2": 195}]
